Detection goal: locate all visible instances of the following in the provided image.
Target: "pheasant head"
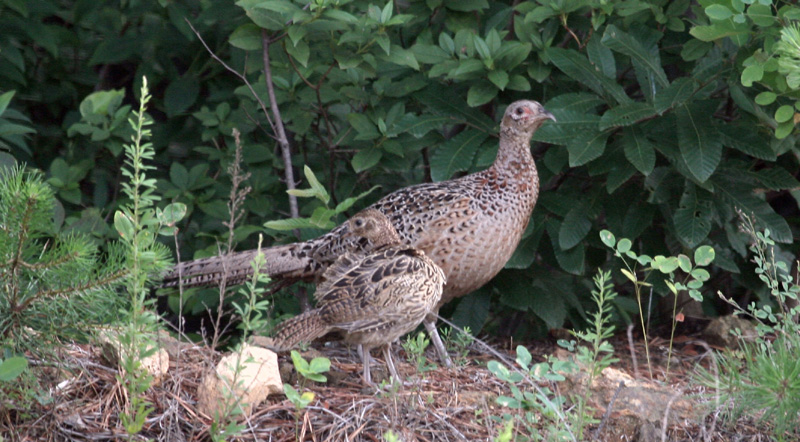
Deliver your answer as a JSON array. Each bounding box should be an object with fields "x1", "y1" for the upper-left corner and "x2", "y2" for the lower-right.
[{"x1": 344, "y1": 208, "x2": 401, "y2": 249}]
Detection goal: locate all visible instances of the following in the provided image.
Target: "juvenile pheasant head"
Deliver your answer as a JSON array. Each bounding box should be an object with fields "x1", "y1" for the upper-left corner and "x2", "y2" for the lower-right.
[
  {"x1": 501, "y1": 100, "x2": 556, "y2": 139},
  {"x1": 345, "y1": 209, "x2": 401, "y2": 248}
]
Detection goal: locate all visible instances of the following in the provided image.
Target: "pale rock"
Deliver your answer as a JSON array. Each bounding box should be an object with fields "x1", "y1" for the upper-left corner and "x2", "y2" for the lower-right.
[{"x1": 197, "y1": 344, "x2": 282, "y2": 419}]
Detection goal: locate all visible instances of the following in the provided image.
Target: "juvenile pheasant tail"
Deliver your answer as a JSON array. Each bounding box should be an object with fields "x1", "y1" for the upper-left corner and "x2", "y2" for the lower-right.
[{"x1": 269, "y1": 310, "x2": 331, "y2": 351}]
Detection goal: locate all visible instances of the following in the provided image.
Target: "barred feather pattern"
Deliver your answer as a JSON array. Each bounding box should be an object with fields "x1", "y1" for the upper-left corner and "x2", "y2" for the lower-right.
[{"x1": 161, "y1": 100, "x2": 554, "y2": 310}]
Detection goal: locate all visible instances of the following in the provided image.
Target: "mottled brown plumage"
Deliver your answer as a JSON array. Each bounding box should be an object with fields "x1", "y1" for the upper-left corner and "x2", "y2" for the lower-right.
[
  {"x1": 162, "y1": 100, "x2": 555, "y2": 366},
  {"x1": 270, "y1": 209, "x2": 445, "y2": 385}
]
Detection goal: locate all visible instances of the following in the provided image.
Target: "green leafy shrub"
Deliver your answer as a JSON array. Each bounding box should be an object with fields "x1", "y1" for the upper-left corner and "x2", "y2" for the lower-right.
[{"x1": 697, "y1": 215, "x2": 800, "y2": 441}]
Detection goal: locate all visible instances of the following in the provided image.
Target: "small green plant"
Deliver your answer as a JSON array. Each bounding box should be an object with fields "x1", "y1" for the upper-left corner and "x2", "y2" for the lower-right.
[
  {"x1": 264, "y1": 166, "x2": 379, "y2": 232},
  {"x1": 112, "y1": 77, "x2": 186, "y2": 435},
  {"x1": 0, "y1": 355, "x2": 27, "y2": 382},
  {"x1": 283, "y1": 350, "x2": 330, "y2": 439},
  {"x1": 600, "y1": 229, "x2": 715, "y2": 378},
  {"x1": 402, "y1": 331, "x2": 437, "y2": 376},
  {"x1": 383, "y1": 429, "x2": 400, "y2": 442},
  {"x1": 696, "y1": 214, "x2": 800, "y2": 441},
  {"x1": 441, "y1": 325, "x2": 473, "y2": 366},
  {"x1": 558, "y1": 270, "x2": 620, "y2": 440},
  {"x1": 488, "y1": 346, "x2": 575, "y2": 441}
]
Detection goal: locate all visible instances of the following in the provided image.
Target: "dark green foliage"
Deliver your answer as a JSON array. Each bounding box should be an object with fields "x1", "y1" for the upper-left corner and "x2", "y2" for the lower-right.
[{"x1": 1, "y1": 0, "x2": 798, "y2": 335}]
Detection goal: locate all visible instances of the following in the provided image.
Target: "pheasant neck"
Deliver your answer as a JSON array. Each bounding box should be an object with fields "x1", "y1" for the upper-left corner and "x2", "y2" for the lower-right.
[{"x1": 492, "y1": 128, "x2": 536, "y2": 177}]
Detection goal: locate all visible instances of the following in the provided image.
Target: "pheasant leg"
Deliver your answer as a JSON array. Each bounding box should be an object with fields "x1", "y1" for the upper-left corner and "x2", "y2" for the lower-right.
[
  {"x1": 424, "y1": 316, "x2": 452, "y2": 368},
  {"x1": 358, "y1": 344, "x2": 373, "y2": 385},
  {"x1": 382, "y1": 344, "x2": 400, "y2": 384}
]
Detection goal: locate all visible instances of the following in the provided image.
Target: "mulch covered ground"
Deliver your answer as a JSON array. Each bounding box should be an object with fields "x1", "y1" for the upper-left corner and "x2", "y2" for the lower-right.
[{"x1": 0, "y1": 331, "x2": 781, "y2": 441}]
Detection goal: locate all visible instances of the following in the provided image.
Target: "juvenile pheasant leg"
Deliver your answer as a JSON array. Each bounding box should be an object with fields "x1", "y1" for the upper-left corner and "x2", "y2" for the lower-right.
[
  {"x1": 358, "y1": 344, "x2": 373, "y2": 385},
  {"x1": 382, "y1": 344, "x2": 400, "y2": 384},
  {"x1": 424, "y1": 317, "x2": 452, "y2": 368}
]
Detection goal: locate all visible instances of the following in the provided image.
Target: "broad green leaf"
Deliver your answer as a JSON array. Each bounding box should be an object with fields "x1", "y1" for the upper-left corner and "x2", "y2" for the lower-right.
[
  {"x1": 559, "y1": 205, "x2": 591, "y2": 250},
  {"x1": 265, "y1": 216, "x2": 329, "y2": 231},
  {"x1": 451, "y1": 288, "x2": 490, "y2": 334},
  {"x1": 601, "y1": 25, "x2": 668, "y2": 88},
  {"x1": 351, "y1": 148, "x2": 382, "y2": 173},
  {"x1": 467, "y1": 82, "x2": 498, "y2": 107},
  {"x1": 747, "y1": 3, "x2": 773, "y2": 26},
  {"x1": 410, "y1": 44, "x2": 450, "y2": 64},
  {"x1": 495, "y1": 42, "x2": 531, "y2": 70},
  {"x1": 488, "y1": 70, "x2": 509, "y2": 90},
  {"x1": 529, "y1": 279, "x2": 569, "y2": 327},
  {"x1": 600, "y1": 230, "x2": 616, "y2": 248},
  {"x1": 547, "y1": 48, "x2": 631, "y2": 104},
  {"x1": 681, "y1": 39, "x2": 712, "y2": 61},
  {"x1": 617, "y1": 238, "x2": 631, "y2": 253},
  {"x1": 229, "y1": 23, "x2": 261, "y2": 50},
  {"x1": 302, "y1": 165, "x2": 328, "y2": 204},
  {"x1": 385, "y1": 45, "x2": 419, "y2": 70},
  {"x1": 599, "y1": 102, "x2": 656, "y2": 130},
  {"x1": 547, "y1": 219, "x2": 585, "y2": 275},
  {"x1": 677, "y1": 254, "x2": 692, "y2": 273},
  {"x1": 622, "y1": 127, "x2": 656, "y2": 175},
  {"x1": 748, "y1": 167, "x2": 800, "y2": 190},
  {"x1": 114, "y1": 211, "x2": 135, "y2": 240},
  {"x1": 673, "y1": 183, "x2": 712, "y2": 248},
  {"x1": 165, "y1": 76, "x2": 199, "y2": 117},
  {"x1": 533, "y1": 110, "x2": 601, "y2": 145},
  {"x1": 566, "y1": 130, "x2": 609, "y2": 167},
  {"x1": 161, "y1": 203, "x2": 187, "y2": 226},
  {"x1": 237, "y1": 0, "x2": 286, "y2": 30},
  {"x1": 587, "y1": 37, "x2": 616, "y2": 78},
  {"x1": 333, "y1": 186, "x2": 380, "y2": 214},
  {"x1": 0, "y1": 357, "x2": 27, "y2": 381},
  {"x1": 654, "y1": 78, "x2": 695, "y2": 114},
  {"x1": 712, "y1": 175, "x2": 793, "y2": 243},
  {"x1": 754, "y1": 91, "x2": 776, "y2": 105},
  {"x1": 347, "y1": 113, "x2": 380, "y2": 140},
  {"x1": 676, "y1": 103, "x2": 722, "y2": 183},
  {"x1": 449, "y1": 59, "x2": 485, "y2": 80},
  {"x1": 506, "y1": 75, "x2": 531, "y2": 91},
  {"x1": 285, "y1": 40, "x2": 310, "y2": 67},
  {"x1": 544, "y1": 93, "x2": 604, "y2": 113},
  {"x1": 775, "y1": 105, "x2": 794, "y2": 123},
  {"x1": 0, "y1": 91, "x2": 15, "y2": 117},
  {"x1": 705, "y1": 5, "x2": 733, "y2": 20},
  {"x1": 417, "y1": 87, "x2": 496, "y2": 133},
  {"x1": 445, "y1": 0, "x2": 489, "y2": 12},
  {"x1": 429, "y1": 129, "x2": 488, "y2": 181},
  {"x1": 390, "y1": 114, "x2": 450, "y2": 138},
  {"x1": 717, "y1": 123, "x2": 776, "y2": 160},
  {"x1": 740, "y1": 64, "x2": 763, "y2": 87},
  {"x1": 690, "y1": 23, "x2": 749, "y2": 43}
]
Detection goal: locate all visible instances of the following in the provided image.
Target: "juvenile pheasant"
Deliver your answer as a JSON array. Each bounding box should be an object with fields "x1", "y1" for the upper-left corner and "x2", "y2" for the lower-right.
[
  {"x1": 162, "y1": 100, "x2": 555, "y2": 366},
  {"x1": 270, "y1": 209, "x2": 445, "y2": 385}
]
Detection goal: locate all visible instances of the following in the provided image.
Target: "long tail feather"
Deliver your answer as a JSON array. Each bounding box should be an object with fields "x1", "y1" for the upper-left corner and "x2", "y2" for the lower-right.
[
  {"x1": 270, "y1": 310, "x2": 330, "y2": 351},
  {"x1": 160, "y1": 242, "x2": 317, "y2": 288}
]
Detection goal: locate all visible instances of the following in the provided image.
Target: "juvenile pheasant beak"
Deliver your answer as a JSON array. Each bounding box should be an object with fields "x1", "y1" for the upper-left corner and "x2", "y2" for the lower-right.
[{"x1": 542, "y1": 109, "x2": 556, "y2": 122}]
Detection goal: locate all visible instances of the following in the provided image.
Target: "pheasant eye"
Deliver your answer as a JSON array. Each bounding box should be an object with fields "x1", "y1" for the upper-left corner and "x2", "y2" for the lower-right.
[
  {"x1": 354, "y1": 219, "x2": 364, "y2": 227},
  {"x1": 515, "y1": 107, "x2": 524, "y2": 115}
]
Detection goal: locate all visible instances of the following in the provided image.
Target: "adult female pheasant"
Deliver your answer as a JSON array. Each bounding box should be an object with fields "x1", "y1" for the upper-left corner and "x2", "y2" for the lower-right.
[
  {"x1": 269, "y1": 209, "x2": 445, "y2": 385},
  {"x1": 162, "y1": 99, "x2": 555, "y2": 366}
]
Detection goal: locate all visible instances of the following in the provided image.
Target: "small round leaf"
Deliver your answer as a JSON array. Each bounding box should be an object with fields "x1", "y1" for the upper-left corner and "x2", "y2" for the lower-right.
[{"x1": 694, "y1": 245, "x2": 715, "y2": 266}]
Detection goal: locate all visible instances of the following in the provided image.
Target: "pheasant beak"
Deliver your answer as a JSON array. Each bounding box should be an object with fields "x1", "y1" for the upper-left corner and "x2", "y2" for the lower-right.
[{"x1": 541, "y1": 109, "x2": 556, "y2": 122}]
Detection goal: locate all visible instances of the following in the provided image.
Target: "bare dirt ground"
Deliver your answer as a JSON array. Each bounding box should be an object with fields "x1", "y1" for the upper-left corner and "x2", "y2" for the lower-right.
[{"x1": 0, "y1": 331, "x2": 781, "y2": 441}]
